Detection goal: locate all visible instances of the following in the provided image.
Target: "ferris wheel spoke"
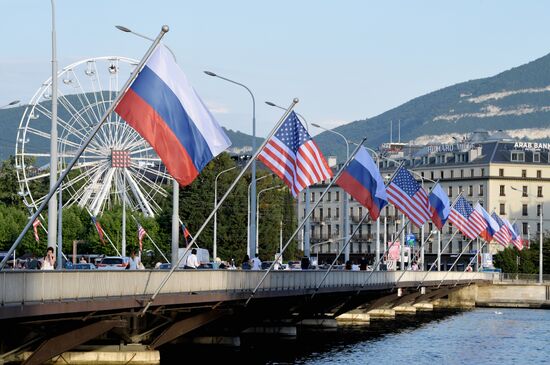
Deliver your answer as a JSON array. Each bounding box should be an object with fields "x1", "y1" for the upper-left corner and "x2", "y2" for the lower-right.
[
  {"x1": 69, "y1": 69, "x2": 103, "y2": 122},
  {"x1": 123, "y1": 169, "x2": 154, "y2": 217},
  {"x1": 128, "y1": 166, "x2": 169, "y2": 197},
  {"x1": 90, "y1": 167, "x2": 116, "y2": 216},
  {"x1": 131, "y1": 156, "x2": 162, "y2": 163},
  {"x1": 131, "y1": 164, "x2": 172, "y2": 181},
  {"x1": 72, "y1": 164, "x2": 109, "y2": 207}
]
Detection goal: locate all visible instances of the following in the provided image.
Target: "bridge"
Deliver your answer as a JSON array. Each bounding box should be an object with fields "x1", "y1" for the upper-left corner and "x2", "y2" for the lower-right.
[{"x1": 0, "y1": 271, "x2": 495, "y2": 364}]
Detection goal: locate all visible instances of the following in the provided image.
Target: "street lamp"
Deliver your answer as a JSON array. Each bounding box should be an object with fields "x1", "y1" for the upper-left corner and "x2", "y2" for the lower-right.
[
  {"x1": 0, "y1": 100, "x2": 20, "y2": 108},
  {"x1": 214, "y1": 166, "x2": 237, "y2": 260},
  {"x1": 205, "y1": 71, "x2": 258, "y2": 258},
  {"x1": 310, "y1": 239, "x2": 333, "y2": 266},
  {"x1": 115, "y1": 25, "x2": 177, "y2": 61},
  {"x1": 265, "y1": 101, "x2": 312, "y2": 257},
  {"x1": 48, "y1": 0, "x2": 59, "y2": 253},
  {"x1": 248, "y1": 174, "x2": 270, "y2": 256},
  {"x1": 311, "y1": 123, "x2": 352, "y2": 263},
  {"x1": 256, "y1": 185, "x2": 283, "y2": 255},
  {"x1": 511, "y1": 186, "x2": 543, "y2": 284}
]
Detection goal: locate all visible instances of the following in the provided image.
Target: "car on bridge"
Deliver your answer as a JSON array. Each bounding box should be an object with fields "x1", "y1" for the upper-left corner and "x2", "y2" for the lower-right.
[
  {"x1": 97, "y1": 256, "x2": 130, "y2": 270},
  {"x1": 68, "y1": 263, "x2": 97, "y2": 270}
]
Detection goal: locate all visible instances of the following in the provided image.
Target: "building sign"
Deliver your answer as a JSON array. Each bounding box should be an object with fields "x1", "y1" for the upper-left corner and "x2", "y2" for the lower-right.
[
  {"x1": 513, "y1": 142, "x2": 550, "y2": 151},
  {"x1": 426, "y1": 143, "x2": 474, "y2": 153}
]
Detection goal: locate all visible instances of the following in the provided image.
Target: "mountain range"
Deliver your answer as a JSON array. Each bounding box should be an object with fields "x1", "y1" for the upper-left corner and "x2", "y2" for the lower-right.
[
  {"x1": 2, "y1": 51, "x2": 550, "y2": 163},
  {"x1": 315, "y1": 51, "x2": 550, "y2": 161}
]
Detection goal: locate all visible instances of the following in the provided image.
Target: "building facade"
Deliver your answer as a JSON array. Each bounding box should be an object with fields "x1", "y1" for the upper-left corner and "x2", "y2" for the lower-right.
[{"x1": 297, "y1": 135, "x2": 550, "y2": 269}]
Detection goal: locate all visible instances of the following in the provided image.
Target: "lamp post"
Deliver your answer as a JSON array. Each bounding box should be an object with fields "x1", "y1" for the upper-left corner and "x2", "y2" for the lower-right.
[
  {"x1": 265, "y1": 101, "x2": 312, "y2": 257},
  {"x1": 511, "y1": 186, "x2": 543, "y2": 284},
  {"x1": 247, "y1": 174, "x2": 270, "y2": 257},
  {"x1": 310, "y1": 239, "x2": 333, "y2": 266},
  {"x1": 48, "y1": 0, "x2": 58, "y2": 251},
  {"x1": 115, "y1": 24, "x2": 180, "y2": 264},
  {"x1": 311, "y1": 123, "x2": 351, "y2": 262},
  {"x1": 115, "y1": 25, "x2": 177, "y2": 61},
  {"x1": 214, "y1": 166, "x2": 237, "y2": 260},
  {"x1": 256, "y1": 185, "x2": 282, "y2": 255},
  {"x1": 205, "y1": 71, "x2": 257, "y2": 258},
  {"x1": 0, "y1": 100, "x2": 20, "y2": 109}
]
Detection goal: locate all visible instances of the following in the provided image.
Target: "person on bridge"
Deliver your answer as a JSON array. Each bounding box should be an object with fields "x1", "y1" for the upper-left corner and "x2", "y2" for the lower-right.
[
  {"x1": 42, "y1": 247, "x2": 55, "y2": 270},
  {"x1": 129, "y1": 251, "x2": 140, "y2": 270},
  {"x1": 251, "y1": 254, "x2": 262, "y2": 270},
  {"x1": 241, "y1": 255, "x2": 251, "y2": 270},
  {"x1": 184, "y1": 249, "x2": 200, "y2": 269}
]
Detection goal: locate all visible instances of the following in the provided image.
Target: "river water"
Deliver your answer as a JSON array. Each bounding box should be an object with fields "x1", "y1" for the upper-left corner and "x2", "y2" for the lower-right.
[{"x1": 163, "y1": 308, "x2": 549, "y2": 364}]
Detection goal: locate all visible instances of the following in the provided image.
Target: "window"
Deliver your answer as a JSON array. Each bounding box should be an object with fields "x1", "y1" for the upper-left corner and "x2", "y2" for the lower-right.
[
  {"x1": 522, "y1": 169, "x2": 527, "y2": 178},
  {"x1": 537, "y1": 170, "x2": 542, "y2": 178},
  {"x1": 470, "y1": 169, "x2": 474, "y2": 177},
  {"x1": 335, "y1": 191, "x2": 340, "y2": 201},
  {"x1": 311, "y1": 192, "x2": 315, "y2": 202},
  {"x1": 537, "y1": 204, "x2": 542, "y2": 217},
  {"x1": 522, "y1": 204, "x2": 528, "y2": 216},
  {"x1": 421, "y1": 171, "x2": 425, "y2": 177},
  {"x1": 538, "y1": 186, "x2": 543, "y2": 197},
  {"x1": 430, "y1": 171, "x2": 434, "y2": 180},
  {"x1": 320, "y1": 208, "x2": 324, "y2": 220},
  {"x1": 523, "y1": 222, "x2": 529, "y2": 235},
  {"x1": 481, "y1": 168, "x2": 485, "y2": 176},
  {"x1": 500, "y1": 204, "x2": 505, "y2": 215},
  {"x1": 312, "y1": 208, "x2": 316, "y2": 219},
  {"x1": 458, "y1": 241, "x2": 463, "y2": 252},
  {"x1": 440, "y1": 171, "x2": 444, "y2": 179},
  {"x1": 522, "y1": 186, "x2": 528, "y2": 197},
  {"x1": 468, "y1": 185, "x2": 473, "y2": 196},
  {"x1": 302, "y1": 193, "x2": 306, "y2": 202},
  {"x1": 448, "y1": 223, "x2": 453, "y2": 234},
  {"x1": 451, "y1": 170, "x2": 454, "y2": 178},
  {"x1": 479, "y1": 184, "x2": 484, "y2": 196},
  {"x1": 499, "y1": 185, "x2": 505, "y2": 196},
  {"x1": 327, "y1": 225, "x2": 332, "y2": 238},
  {"x1": 327, "y1": 192, "x2": 331, "y2": 201},
  {"x1": 327, "y1": 207, "x2": 331, "y2": 218},
  {"x1": 428, "y1": 222, "x2": 433, "y2": 231},
  {"x1": 499, "y1": 168, "x2": 504, "y2": 177},
  {"x1": 303, "y1": 209, "x2": 306, "y2": 218},
  {"x1": 460, "y1": 170, "x2": 464, "y2": 178},
  {"x1": 358, "y1": 207, "x2": 363, "y2": 218},
  {"x1": 448, "y1": 186, "x2": 453, "y2": 197},
  {"x1": 335, "y1": 207, "x2": 340, "y2": 218},
  {"x1": 458, "y1": 185, "x2": 463, "y2": 194},
  {"x1": 335, "y1": 224, "x2": 340, "y2": 235},
  {"x1": 349, "y1": 207, "x2": 353, "y2": 217},
  {"x1": 534, "y1": 152, "x2": 541, "y2": 163},
  {"x1": 511, "y1": 151, "x2": 525, "y2": 162}
]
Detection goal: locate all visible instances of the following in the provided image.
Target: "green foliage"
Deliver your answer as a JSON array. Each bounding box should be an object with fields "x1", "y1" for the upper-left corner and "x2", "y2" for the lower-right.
[
  {"x1": 494, "y1": 238, "x2": 550, "y2": 274},
  {"x1": 0, "y1": 153, "x2": 300, "y2": 264}
]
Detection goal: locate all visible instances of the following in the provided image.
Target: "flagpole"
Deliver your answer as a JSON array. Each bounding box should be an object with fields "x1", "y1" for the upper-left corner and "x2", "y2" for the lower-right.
[
  {"x1": 0, "y1": 25, "x2": 170, "y2": 270},
  {"x1": 130, "y1": 214, "x2": 169, "y2": 263},
  {"x1": 171, "y1": 180, "x2": 179, "y2": 267},
  {"x1": 244, "y1": 138, "x2": 367, "y2": 306},
  {"x1": 312, "y1": 160, "x2": 405, "y2": 296},
  {"x1": 311, "y1": 213, "x2": 370, "y2": 298},
  {"x1": 140, "y1": 98, "x2": 299, "y2": 315},
  {"x1": 455, "y1": 241, "x2": 488, "y2": 287},
  {"x1": 85, "y1": 208, "x2": 122, "y2": 257},
  {"x1": 436, "y1": 236, "x2": 479, "y2": 288},
  {"x1": 415, "y1": 192, "x2": 464, "y2": 289}
]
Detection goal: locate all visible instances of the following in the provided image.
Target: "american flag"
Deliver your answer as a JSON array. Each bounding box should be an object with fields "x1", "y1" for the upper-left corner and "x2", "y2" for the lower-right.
[
  {"x1": 138, "y1": 224, "x2": 146, "y2": 252},
  {"x1": 448, "y1": 196, "x2": 486, "y2": 240},
  {"x1": 510, "y1": 222, "x2": 524, "y2": 250},
  {"x1": 386, "y1": 166, "x2": 430, "y2": 227},
  {"x1": 491, "y1": 212, "x2": 512, "y2": 246},
  {"x1": 32, "y1": 218, "x2": 41, "y2": 242},
  {"x1": 258, "y1": 111, "x2": 333, "y2": 197},
  {"x1": 91, "y1": 216, "x2": 105, "y2": 245}
]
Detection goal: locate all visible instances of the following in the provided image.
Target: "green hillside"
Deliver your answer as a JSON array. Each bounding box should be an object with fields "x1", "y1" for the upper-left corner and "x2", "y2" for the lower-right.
[{"x1": 315, "y1": 52, "x2": 550, "y2": 161}]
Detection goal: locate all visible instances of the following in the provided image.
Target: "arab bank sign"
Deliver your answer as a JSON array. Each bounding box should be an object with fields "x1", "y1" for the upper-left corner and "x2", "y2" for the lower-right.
[{"x1": 513, "y1": 142, "x2": 550, "y2": 151}]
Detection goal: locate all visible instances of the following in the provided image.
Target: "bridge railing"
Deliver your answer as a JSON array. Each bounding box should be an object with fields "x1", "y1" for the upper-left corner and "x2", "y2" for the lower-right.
[{"x1": 0, "y1": 270, "x2": 495, "y2": 306}]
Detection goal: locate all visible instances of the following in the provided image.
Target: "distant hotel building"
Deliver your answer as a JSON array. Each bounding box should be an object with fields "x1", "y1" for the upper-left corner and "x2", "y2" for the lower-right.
[{"x1": 297, "y1": 131, "x2": 549, "y2": 269}]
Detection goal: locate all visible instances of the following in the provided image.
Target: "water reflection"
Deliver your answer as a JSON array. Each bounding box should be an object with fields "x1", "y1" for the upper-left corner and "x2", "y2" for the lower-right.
[{"x1": 162, "y1": 308, "x2": 549, "y2": 365}]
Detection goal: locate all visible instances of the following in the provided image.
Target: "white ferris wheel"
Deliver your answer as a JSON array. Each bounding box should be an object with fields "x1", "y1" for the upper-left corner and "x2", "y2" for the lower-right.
[{"x1": 15, "y1": 56, "x2": 170, "y2": 218}]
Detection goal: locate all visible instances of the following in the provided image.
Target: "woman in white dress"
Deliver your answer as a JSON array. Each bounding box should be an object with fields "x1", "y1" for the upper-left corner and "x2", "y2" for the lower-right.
[{"x1": 42, "y1": 247, "x2": 55, "y2": 270}]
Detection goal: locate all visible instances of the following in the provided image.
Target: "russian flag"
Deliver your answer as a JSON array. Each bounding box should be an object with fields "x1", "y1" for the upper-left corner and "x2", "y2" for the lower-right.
[
  {"x1": 115, "y1": 46, "x2": 231, "y2": 186},
  {"x1": 474, "y1": 203, "x2": 499, "y2": 242},
  {"x1": 428, "y1": 184, "x2": 450, "y2": 230},
  {"x1": 336, "y1": 147, "x2": 388, "y2": 220}
]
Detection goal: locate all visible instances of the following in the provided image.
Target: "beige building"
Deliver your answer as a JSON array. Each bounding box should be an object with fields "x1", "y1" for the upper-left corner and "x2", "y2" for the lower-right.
[{"x1": 297, "y1": 135, "x2": 550, "y2": 269}]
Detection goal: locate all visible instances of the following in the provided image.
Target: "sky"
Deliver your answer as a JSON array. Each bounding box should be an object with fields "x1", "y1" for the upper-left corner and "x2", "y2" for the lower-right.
[{"x1": 2, "y1": 0, "x2": 550, "y2": 137}]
